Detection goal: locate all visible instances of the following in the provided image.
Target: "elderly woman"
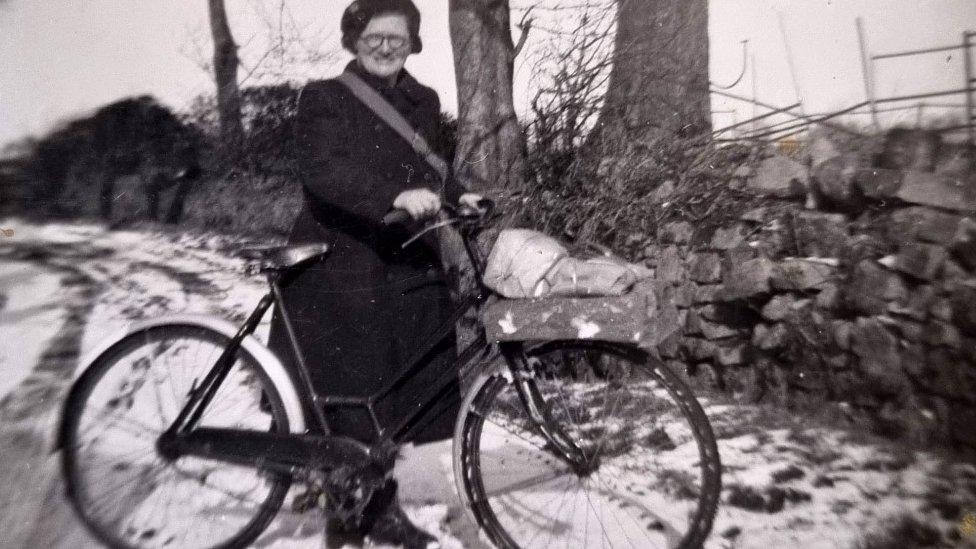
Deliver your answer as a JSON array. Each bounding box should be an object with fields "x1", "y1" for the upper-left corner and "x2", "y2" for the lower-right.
[{"x1": 267, "y1": 0, "x2": 478, "y2": 546}]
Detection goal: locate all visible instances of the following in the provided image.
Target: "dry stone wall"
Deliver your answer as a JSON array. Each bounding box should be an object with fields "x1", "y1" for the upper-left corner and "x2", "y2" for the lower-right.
[{"x1": 647, "y1": 148, "x2": 976, "y2": 450}]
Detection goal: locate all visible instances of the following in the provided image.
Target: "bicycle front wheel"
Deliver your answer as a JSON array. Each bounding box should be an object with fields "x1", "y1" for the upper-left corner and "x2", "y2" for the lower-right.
[
  {"x1": 61, "y1": 324, "x2": 291, "y2": 549},
  {"x1": 454, "y1": 341, "x2": 721, "y2": 549}
]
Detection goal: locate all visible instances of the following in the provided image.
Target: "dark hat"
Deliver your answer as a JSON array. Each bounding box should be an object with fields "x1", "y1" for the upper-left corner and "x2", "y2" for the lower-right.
[{"x1": 341, "y1": 0, "x2": 422, "y2": 54}]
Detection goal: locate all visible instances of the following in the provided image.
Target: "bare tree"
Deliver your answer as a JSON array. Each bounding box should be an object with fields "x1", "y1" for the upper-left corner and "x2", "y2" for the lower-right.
[
  {"x1": 207, "y1": 0, "x2": 244, "y2": 146},
  {"x1": 593, "y1": 0, "x2": 710, "y2": 144},
  {"x1": 448, "y1": 0, "x2": 527, "y2": 195},
  {"x1": 523, "y1": 1, "x2": 615, "y2": 180}
]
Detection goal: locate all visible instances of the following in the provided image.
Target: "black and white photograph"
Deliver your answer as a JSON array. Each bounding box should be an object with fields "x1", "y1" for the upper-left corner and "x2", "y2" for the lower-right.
[{"x1": 1, "y1": 1, "x2": 975, "y2": 547}]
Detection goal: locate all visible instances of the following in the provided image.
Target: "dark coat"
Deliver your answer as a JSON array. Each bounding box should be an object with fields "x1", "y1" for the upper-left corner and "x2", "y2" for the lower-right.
[{"x1": 268, "y1": 61, "x2": 465, "y2": 445}]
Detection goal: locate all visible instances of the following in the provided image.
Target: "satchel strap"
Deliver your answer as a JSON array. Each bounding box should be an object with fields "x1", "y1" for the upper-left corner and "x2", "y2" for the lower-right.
[{"x1": 335, "y1": 71, "x2": 449, "y2": 183}]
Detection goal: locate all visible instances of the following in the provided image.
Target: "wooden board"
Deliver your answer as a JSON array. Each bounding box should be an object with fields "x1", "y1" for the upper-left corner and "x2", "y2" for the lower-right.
[{"x1": 482, "y1": 293, "x2": 654, "y2": 346}]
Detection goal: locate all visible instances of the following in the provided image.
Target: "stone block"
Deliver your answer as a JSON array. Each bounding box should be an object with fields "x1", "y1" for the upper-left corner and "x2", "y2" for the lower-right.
[
  {"x1": 684, "y1": 307, "x2": 702, "y2": 335},
  {"x1": 695, "y1": 305, "x2": 719, "y2": 321},
  {"x1": 723, "y1": 247, "x2": 762, "y2": 269},
  {"x1": 832, "y1": 320, "x2": 854, "y2": 351},
  {"x1": 674, "y1": 281, "x2": 694, "y2": 308},
  {"x1": 886, "y1": 284, "x2": 934, "y2": 321},
  {"x1": 701, "y1": 319, "x2": 740, "y2": 340},
  {"x1": 843, "y1": 233, "x2": 890, "y2": 267},
  {"x1": 891, "y1": 318, "x2": 925, "y2": 343},
  {"x1": 659, "y1": 221, "x2": 694, "y2": 245},
  {"x1": 924, "y1": 321, "x2": 962, "y2": 349},
  {"x1": 772, "y1": 259, "x2": 837, "y2": 290},
  {"x1": 825, "y1": 352, "x2": 850, "y2": 370},
  {"x1": 692, "y1": 283, "x2": 722, "y2": 304},
  {"x1": 658, "y1": 329, "x2": 681, "y2": 358},
  {"x1": 879, "y1": 243, "x2": 948, "y2": 281},
  {"x1": 793, "y1": 211, "x2": 850, "y2": 257},
  {"x1": 745, "y1": 155, "x2": 808, "y2": 198},
  {"x1": 718, "y1": 258, "x2": 776, "y2": 301},
  {"x1": 815, "y1": 283, "x2": 841, "y2": 310},
  {"x1": 710, "y1": 224, "x2": 751, "y2": 250},
  {"x1": 854, "y1": 168, "x2": 903, "y2": 198},
  {"x1": 942, "y1": 260, "x2": 970, "y2": 283},
  {"x1": 895, "y1": 171, "x2": 976, "y2": 213},
  {"x1": 715, "y1": 342, "x2": 747, "y2": 366},
  {"x1": 950, "y1": 217, "x2": 976, "y2": 270},
  {"x1": 805, "y1": 132, "x2": 842, "y2": 167},
  {"x1": 688, "y1": 252, "x2": 722, "y2": 283},
  {"x1": 845, "y1": 260, "x2": 906, "y2": 315},
  {"x1": 850, "y1": 317, "x2": 903, "y2": 392},
  {"x1": 753, "y1": 322, "x2": 789, "y2": 350},
  {"x1": 950, "y1": 283, "x2": 976, "y2": 336},
  {"x1": 657, "y1": 245, "x2": 684, "y2": 285},
  {"x1": 889, "y1": 207, "x2": 963, "y2": 245},
  {"x1": 762, "y1": 294, "x2": 811, "y2": 322},
  {"x1": 810, "y1": 154, "x2": 858, "y2": 206},
  {"x1": 683, "y1": 337, "x2": 717, "y2": 362},
  {"x1": 930, "y1": 297, "x2": 953, "y2": 322}
]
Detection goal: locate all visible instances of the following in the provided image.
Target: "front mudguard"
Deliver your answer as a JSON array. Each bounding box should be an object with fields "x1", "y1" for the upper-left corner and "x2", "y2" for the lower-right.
[{"x1": 53, "y1": 314, "x2": 308, "y2": 452}]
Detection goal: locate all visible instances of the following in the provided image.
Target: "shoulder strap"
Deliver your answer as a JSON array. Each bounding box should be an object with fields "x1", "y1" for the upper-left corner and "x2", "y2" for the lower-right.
[{"x1": 335, "y1": 71, "x2": 449, "y2": 182}]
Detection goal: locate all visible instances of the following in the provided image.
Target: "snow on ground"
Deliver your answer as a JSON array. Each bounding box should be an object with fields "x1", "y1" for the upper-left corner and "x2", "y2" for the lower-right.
[
  {"x1": 1, "y1": 218, "x2": 975, "y2": 548},
  {"x1": 0, "y1": 260, "x2": 64, "y2": 399}
]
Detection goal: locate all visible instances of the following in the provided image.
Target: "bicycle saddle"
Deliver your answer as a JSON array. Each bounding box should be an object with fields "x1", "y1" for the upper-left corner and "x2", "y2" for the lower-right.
[{"x1": 238, "y1": 243, "x2": 331, "y2": 272}]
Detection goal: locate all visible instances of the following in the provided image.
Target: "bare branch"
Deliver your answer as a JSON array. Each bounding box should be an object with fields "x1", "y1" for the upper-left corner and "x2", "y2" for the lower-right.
[{"x1": 512, "y1": 6, "x2": 535, "y2": 59}]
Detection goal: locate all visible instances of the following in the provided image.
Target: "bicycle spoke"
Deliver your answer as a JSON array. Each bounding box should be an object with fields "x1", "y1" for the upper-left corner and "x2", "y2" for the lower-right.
[
  {"x1": 63, "y1": 326, "x2": 290, "y2": 549},
  {"x1": 460, "y1": 343, "x2": 721, "y2": 549},
  {"x1": 468, "y1": 404, "x2": 550, "y2": 452},
  {"x1": 479, "y1": 467, "x2": 574, "y2": 498}
]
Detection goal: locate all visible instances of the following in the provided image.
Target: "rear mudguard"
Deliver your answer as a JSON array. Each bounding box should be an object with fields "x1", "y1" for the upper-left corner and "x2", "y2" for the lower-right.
[{"x1": 54, "y1": 314, "x2": 307, "y2": 451}]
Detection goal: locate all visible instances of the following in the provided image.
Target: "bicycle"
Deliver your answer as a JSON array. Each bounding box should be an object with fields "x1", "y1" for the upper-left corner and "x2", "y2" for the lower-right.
[{"x1": 56, "y1": 200, "x2": 722, "y2": 549}]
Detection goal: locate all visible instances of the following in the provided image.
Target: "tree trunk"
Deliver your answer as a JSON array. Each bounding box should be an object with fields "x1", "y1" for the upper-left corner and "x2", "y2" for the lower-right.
[
  {"x1": 448, "y1": 0, "x2": 526, "y2": 194},
  {"x1": 593, "y1": 0, "x2": 710, "y2": 144},
  {"x1": 207, "y1": 0, "x2": 244, "y2": 147},
  {"x1": 448, "y1": 0, "x2": 527, "y2": 355}
]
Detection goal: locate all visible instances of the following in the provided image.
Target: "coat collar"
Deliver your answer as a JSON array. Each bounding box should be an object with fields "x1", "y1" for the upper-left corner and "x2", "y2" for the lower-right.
[{"x1": 344, "y1": 60, "x2": 425, "y2": 106}]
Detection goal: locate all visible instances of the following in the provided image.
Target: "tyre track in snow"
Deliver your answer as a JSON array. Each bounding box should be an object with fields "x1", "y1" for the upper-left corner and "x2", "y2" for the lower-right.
[
  {"x1": 0, "y1": 222, "x2": 484, "y2": 549},
  {"x1": 0, "y1": 239, "x2": 108, "y2": 548},
  {"x1": 0, "y1": 224, "x2": 265, "y2": 548}
]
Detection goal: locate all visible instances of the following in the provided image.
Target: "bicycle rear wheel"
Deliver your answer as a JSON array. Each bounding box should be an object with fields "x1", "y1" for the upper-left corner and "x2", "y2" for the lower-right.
[
  {"x1": 454, "y1": 341, "x2": 721, "y2": 549},
  {"x1": 61, "y1": 324, "x2": 291, "y2": 549}
]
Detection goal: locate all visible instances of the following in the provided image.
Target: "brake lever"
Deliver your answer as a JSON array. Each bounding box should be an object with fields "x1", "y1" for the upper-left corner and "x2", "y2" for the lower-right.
[{"x1": 401, "y1": 216, "x2": 458, "y2": 249}]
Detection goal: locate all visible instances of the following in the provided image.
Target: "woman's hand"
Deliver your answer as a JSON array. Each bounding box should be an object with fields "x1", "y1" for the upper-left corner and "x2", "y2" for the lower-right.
[
  {"x1": 393, "y1": 188, "x2": 441, "y2": 220},
  {"x1": 458, "y1": 193, "x2": 485, "y2": 210}
]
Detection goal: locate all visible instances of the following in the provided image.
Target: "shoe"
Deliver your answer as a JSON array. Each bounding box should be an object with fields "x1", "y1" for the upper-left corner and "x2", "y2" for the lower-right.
[
  {"x1": 325, "y1": 516, "x2": 364, "y2": 549},
  {"x1": 360, "y1": 481, "x2": 440, "y2": 549}
]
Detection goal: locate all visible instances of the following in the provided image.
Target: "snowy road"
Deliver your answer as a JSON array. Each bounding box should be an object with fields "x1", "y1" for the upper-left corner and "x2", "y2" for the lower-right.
[{"x1": 1, "y1": 219, "x2": 975, "y2": 548}]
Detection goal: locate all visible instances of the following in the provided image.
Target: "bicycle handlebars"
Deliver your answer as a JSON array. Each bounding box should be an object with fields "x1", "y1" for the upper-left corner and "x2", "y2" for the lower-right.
[{"x1": 381, "y1": 198, "x2": 495, "y2": 227}]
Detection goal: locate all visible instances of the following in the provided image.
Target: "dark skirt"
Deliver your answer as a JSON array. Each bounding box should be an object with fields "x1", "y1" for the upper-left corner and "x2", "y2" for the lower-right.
[{"x1": 266, "y1": 223, "x2": 461, "y2": 446}]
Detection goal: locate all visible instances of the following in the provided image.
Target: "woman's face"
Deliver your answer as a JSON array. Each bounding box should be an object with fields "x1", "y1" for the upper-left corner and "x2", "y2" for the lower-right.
[{"x1": 355, "y1": 13, "x2": 412, "y2": 80}]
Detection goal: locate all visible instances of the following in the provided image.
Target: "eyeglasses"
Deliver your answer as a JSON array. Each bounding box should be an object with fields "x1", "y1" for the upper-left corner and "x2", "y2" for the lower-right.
[{"x1": 359, "y1": 33, "x2": 410, "y2": 50}]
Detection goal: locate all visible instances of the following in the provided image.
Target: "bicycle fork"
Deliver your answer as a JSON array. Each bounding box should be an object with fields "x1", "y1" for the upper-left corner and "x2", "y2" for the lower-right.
[{"x1": 501, "y1": 344, "x2": 594, "y2": 477}]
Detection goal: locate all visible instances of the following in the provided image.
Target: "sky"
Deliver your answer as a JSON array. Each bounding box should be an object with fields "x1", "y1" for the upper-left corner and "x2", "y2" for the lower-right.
[{"x1": 1, "y1": 0, "x2": 974, "y2": 147}]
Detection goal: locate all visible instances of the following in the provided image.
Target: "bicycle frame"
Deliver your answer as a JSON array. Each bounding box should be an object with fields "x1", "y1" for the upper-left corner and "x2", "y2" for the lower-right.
[{"x1": 157, "y1": 218, "x2": 590, "y2": 478}]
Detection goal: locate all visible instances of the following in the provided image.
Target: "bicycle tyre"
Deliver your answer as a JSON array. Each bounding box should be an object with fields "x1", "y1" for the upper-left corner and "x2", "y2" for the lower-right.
[
  {"x1": 61, "y1": 324, "x2": 292, "y2": 549},
  {"x1": 454, "y1": 341, "x2": 721, "y2": 549}
]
